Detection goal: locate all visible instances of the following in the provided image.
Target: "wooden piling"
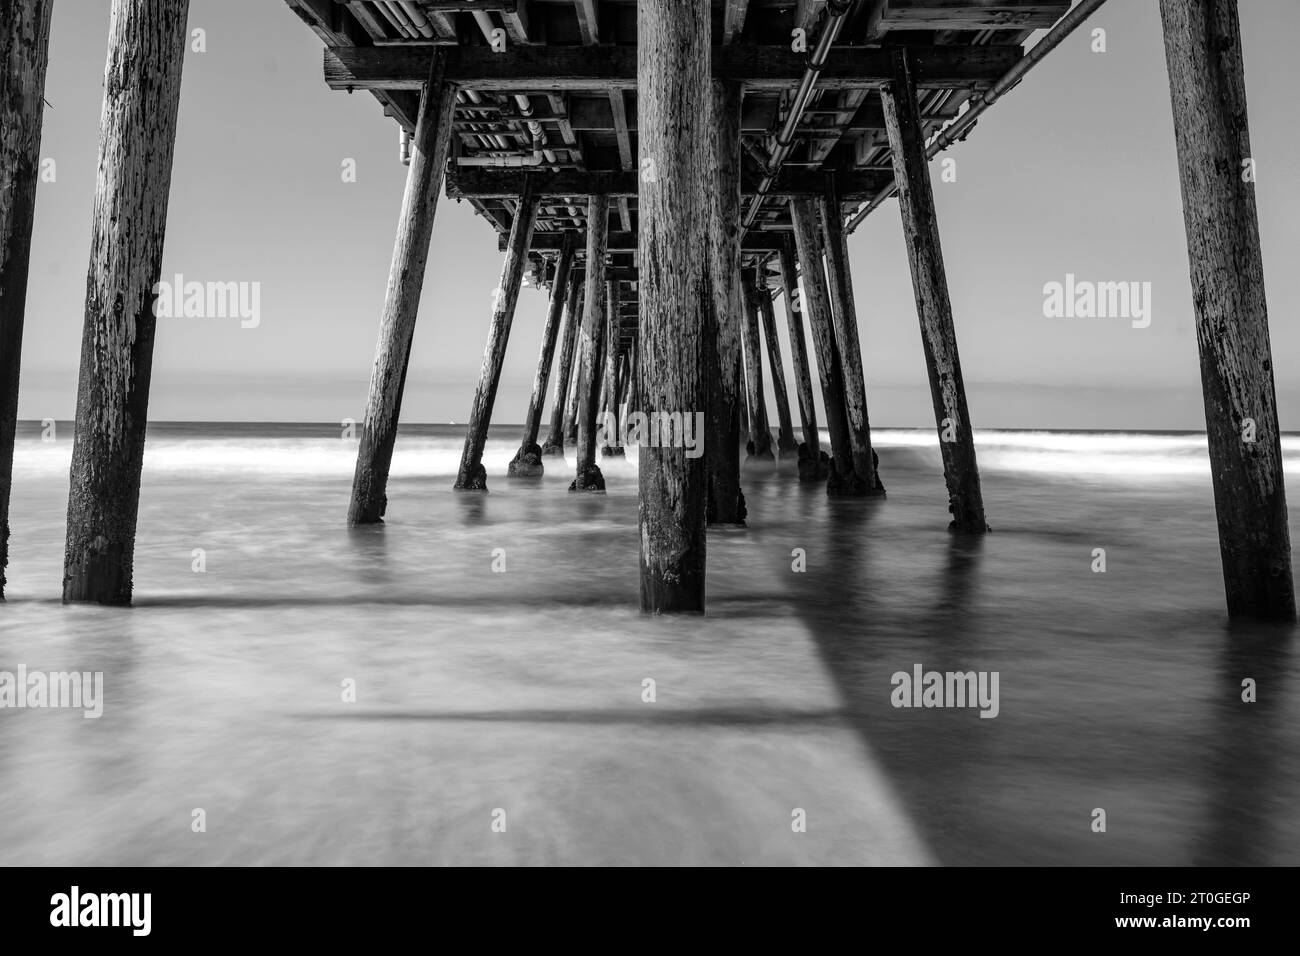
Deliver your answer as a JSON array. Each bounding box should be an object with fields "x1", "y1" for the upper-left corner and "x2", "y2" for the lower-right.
[
  {"x1": 778, "y1": 237, "x2": 827, "y2": 482},
  {"x1": 883, "y1": 49, "x2": 987, "y2": 532},
  {"x1": 0, "y1": 0, "x2": 53, "y2": 600},
  {"x1": 601, "y1": 278, "x2": 625, "y2": 457},
  {"x1": 570, "y1": 195, "x2": 608, "y2": 492},
  {"x1": 454, "y1": 177, "x2": 540, "y2": 490},
  {"x1": 1159, "y1": 0, "x2": 1294, "y2": 620},
  {"x1": 637, "y1": 0, "x2": 710, "y2": 612},
  {"x1": 757, "y1": 274, "x2": 799, "y2": 459},
  {"x1": 510, "y1": 231, "x2": 576, "y2": 476},
  {"x1": 705, "y1": 79, "x2": 746, "y2": 524},
  {"x1": 820, "y1": 182, "x2": 883, "y2": 495},
  {"x1": 790, "y1": 197, "x2": 856, "y2": 493},
  {"x1": 349, "y1": 53, "x2": 454, "y2": 523},
  {"x1": 62, "y1": 0, "x2": 190, "y2": 605},
  {"x1": 741, "y1": 270, "x2": 775, "y2": 462},
  {"x1": 540, "y1": 277, "x2": 583, "y2": 457}
]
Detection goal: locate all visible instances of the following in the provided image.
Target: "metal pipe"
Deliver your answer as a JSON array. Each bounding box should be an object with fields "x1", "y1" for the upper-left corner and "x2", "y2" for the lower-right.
[
  {"x1": 743, "y1": 0, "x2": 856, "y2": 230},
  {"x1": 373, "y1": 1, "x2": 409, "y2": 38},
  {"x1": 397, "y1": 1, "x2": 435, "y2": 39},
  {"x1": 844, "y1": 0, "x2": 1110, "y2": 232},
  {"x1": 381, "y1": 1, "x2": 416, "y2": 37}
]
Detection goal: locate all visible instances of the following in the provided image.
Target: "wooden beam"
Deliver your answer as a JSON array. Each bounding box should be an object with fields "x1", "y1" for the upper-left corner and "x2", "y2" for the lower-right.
[
  {"x1": 883, "y1": 49, "x2": 986, "y2": 532},
  {"x1": 0, "y1": 0, "x2": 54, "y2": 600},
  {"x1": 1159, "y1": 0, "x2": 1294, "y2": 620},
  {"x1": 454, "y1": 176, "x2": 540, "y2": 490},
  {"x1": 870, "y1": 0, "x2": 1070, "y2": 33},
  {"x1": 609, "y1": 89, "x2": 634, "y2": 171},
  {"x1": 512, "y1": 231, "x2": 788, "y2": 253},
  {"x1": 795, "y1": 0, "x2": 826, "y2": 32},
  {"x1": 638, "y1": 0, "x2": 710, "y2": 613},
  {"x1": 449, "y1": 166, "x2": 892, "y2": 201},
  {"x1": 324, "y1": 43, "x2": 1022, "y2": 92},
  {"x1": 350, "y1": 54, "x2": 457, "y2": 524},
  {"x1": 63, "y1": 0, "x2": 189, "y2": 605},
  {"x1": 723, "y1": 0, "x2": 749, "y2": 44},
  {"x1": 573, "y1": 0, "x2": 599, "y2": 45}
]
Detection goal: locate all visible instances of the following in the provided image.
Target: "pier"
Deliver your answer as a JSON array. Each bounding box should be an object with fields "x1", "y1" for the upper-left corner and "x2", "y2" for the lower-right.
[{"x1": 0, "y1": 0, "x2": 1292, "y2": 621}]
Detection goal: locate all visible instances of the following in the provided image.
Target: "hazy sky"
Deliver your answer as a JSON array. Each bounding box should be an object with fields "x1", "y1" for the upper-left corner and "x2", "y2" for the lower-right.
[{"x1": 15, "y1": 0, "x2": 1300, "y2": 429}]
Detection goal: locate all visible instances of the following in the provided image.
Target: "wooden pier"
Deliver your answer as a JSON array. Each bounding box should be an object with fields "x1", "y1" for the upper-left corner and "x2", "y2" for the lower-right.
[{"x1": 0, "y1": 0, "x2": 1292, "y2": 620}]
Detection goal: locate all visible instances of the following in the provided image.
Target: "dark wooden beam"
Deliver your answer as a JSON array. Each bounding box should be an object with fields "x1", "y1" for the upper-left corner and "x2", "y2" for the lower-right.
[
  {"x1": 869, "y1": 0, "x2": 1070, "y2": 34},
  {"x1": 515, "y1": 231, "x2": 788, "y2": 253},
  {"x1": 448, "y1": 166, "x2": 892, "y2": 200},
  {"x1": 573, "y1": 0, "x2": 599, "y2": 45},
  {"x1": 325, "y1": 44, "x2": 1022, "y2": 92},
  {"x1": 723, "y1": 0, "x2": 750, "y2": 44}
]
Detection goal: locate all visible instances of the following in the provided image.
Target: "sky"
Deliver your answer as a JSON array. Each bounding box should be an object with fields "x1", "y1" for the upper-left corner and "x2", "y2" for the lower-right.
[{"x1": 15, "y1": 0, "x2": 1300, "y2": 429}]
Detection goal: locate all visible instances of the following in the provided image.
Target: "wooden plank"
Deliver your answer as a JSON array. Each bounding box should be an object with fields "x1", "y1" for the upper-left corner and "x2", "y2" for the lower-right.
[
  {"x1": 573, "y1": 0, "x2": 599, "y2": 45},
  {"x1": 324, "y1": 43, "x2": 1022, "y2": 92},
  {"x1": 1159, "y1": 0, "x2": 1294, "y2": 620},
  {"x1": 873, "y1": 0, "x2": 1070, "y2": 32},
  {"x1": 515, "y1": 231, "x2": 788, "y2": 252},
  {"x1": 882, "y1": 48, "x2": 986, "y2": 531},
  {"x1": 449, "y1": 166, "x2": 892, "y2": 200},
  {"x1": 608, "y1": 90, "x2": 634, "y2": 170}
]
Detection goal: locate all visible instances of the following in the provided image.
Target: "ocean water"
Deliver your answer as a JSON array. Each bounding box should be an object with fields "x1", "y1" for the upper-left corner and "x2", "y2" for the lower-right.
[{"x1": 1, "y1": 422, "x2": 1298, "y2": 866}]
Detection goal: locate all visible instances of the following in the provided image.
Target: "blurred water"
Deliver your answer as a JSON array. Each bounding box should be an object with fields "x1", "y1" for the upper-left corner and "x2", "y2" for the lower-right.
[{"x1": 1, "y1": 423, "x2": 1297, "y2": 865}]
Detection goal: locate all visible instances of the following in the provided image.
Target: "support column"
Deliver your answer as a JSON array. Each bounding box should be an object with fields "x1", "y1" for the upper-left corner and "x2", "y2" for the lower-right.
[
  {"x1": 820, "y1": 181, "x2": 884, "y2": 495},
  {"x1": 1159, "y1": 0, "x2": 1294, "y2": 620},
  {"x1": 741, "y1": 269, "x2": 774, "y2": 462},
  {"x1": 790, "y1": 197, "x2": 856, "y2": 494},
  {"x1": 540, "y1": 276, "x2": 583, "y2": 457},
  {"x1": 779, "y1": 236, "x2": 827, "y2": 482},
  {"x1": 601, "y1": 278, "x2": 625, "y2": 457},
  {"x1": 510, "y1": 230, "x2": 576, "y2": 476},
  {"x1": 570, "y1": 195, "x2": 608, "y2": 492},
  {"x1": 705, "y1": 79, "x2": 746, "y2": 524},
  {"x1": 349, "y1": 53, "x2": 455, "y2": 523},
  {"x1": 637, "y1": 0, "x2": 709, "y2": 612},
  {"x1": 454, "y1": 177, "x2": 540, "y2": 490},
  {"x1": 757, "y1": 273, "x2": 798, "y2": 460},
  {"x1": 0, "y1": 0, "x2": 53, "y2": 600},
  {"x1": 883, "y1": 49, "x2": 987, "y2": 532},
  {"x1": 62, "y1": 0, "x2": 190, "y2": 605}
]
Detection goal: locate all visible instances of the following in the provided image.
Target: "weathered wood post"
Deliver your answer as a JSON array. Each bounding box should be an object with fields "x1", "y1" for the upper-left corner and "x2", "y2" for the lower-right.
[
  {"x1": 820, "y1": 180, "x2": 884, "y2": 495},
  {"x1": 570, "y1": 195, "x2": 609, "y2": 492},
  {"x1": 705, "y1": 80, "x2": 746, "y2": 524},
  {"x1": 883, "y1": 49, "x2": 987, "y2": 532},
  {"x1": 454, "y1": 177, "x2": 540, "y2": 490},
  {"x1": 510, "y1": 231, "x2": 576, "y2": 476},
  {"x1": 601, "y1": 277, "x2": 625, "y2": 457},
  {"x1": 637, "y1": 0, "x2": 709, "y2": 612},
  {"x1": 1159, "y1": 0, "x2": 1294, "y2": 620},
  {"x1": 540, "y1": 276, "x2": 583, "y2": 457},
  {"x1": 349, "y1": 53, "x2": 455, "y2": 523},
  {"x1": 741, "y1": 269, "x2": 775, "y2": 462},
  {"x1": 757, "y1": 274, "x2": 798, "y2": 460},
  {"x1": 62, "y1": 0, "x2": 190, "y2": 605},
  {"x1": 778, "y1": 236, "x2": 826, "y2": 481},
  {"x1": 0, "y1": 0, "x2": 53, "y2": 600},
  {"x1": 790, "y1": 197, "x2": 856, "y2": 493}
]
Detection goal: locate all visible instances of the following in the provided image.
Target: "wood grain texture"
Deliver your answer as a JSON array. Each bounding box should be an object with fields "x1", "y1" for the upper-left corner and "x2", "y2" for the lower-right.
[
  {"x1": 705, "y1": 80, "x2": 745, "y2": 524},
  {"x1": 1159, "y1": 0, "x2": 1294, "y2": 620},
  {"x1": 779, "y1": 238, "x2": 821, "y2": 458},
  {"x1": 0, "y1": 0, "x2": 53, "y2": 599},
  {"x1": 63, "y1": 0, "x2": 190, "y2": 605},
  {"x1": 349, "y1": 54, "x2": 454, "y2": 523},
  {"x1": 637, "y1": 0, "x2": 710, "y2": 613},
  {"x1": 521, "y1": 232, "x2": 576, "y2": 447},
  {"x1": 541, "y1": 277, "x2": 583, "y2": 456},
  {"x1": 758, "y1": 282, "x2": 798, "y2": 457},
  {"x1": 572, "y1": 194, "x2": 609, "y2": 487},
  {"x1": 883, "y1": 48, "x2": 986, "y2": 532},
  {"x1": 741, "y1": 271, "x2": 774, "y2": 460},
  {"x1": 455, "y1": 176, "x2": 540, "y2": 490}
]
